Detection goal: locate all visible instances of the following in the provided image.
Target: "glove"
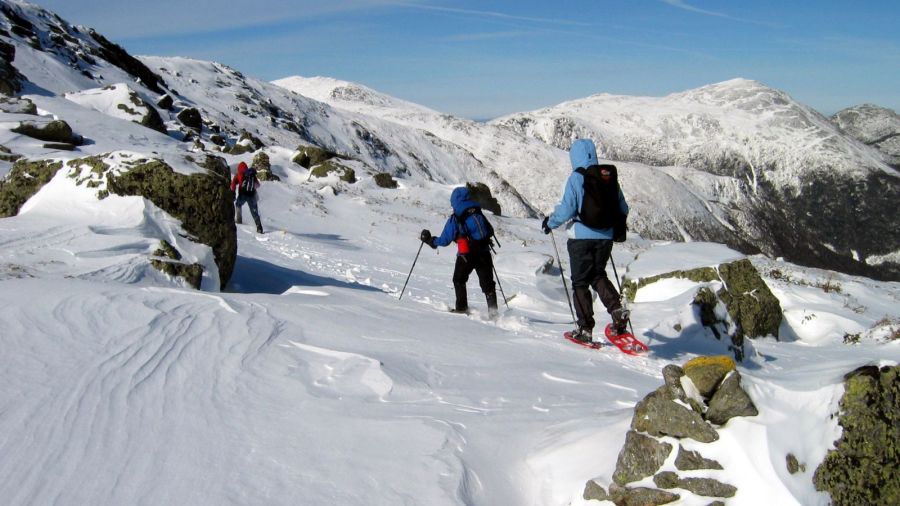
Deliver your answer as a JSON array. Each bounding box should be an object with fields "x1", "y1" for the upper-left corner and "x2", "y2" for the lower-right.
[
  {"x1": 541, "y1": 216, "x2": 551, "y2": 235},
  {"x1": 420, "y1": 229, "x2": 433, "y2": 245}
]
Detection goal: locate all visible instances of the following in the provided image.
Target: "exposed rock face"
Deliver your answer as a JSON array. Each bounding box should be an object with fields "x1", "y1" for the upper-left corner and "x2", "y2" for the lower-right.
[
  {"x1": 0, "y1": 39, "x2": 24, "y2": 95},
  {"x1": 814, "y1": 365, "x2": 900, "y2": 506},
  {"x1": 0, "y1": 159, "x2": 63, "y2": 216},
  {"x1": 584, "y1": 481, "x2": 680, "y2": 506},
  {"x1": 106, "y1": 156, "x2": 237, "y2": 289},
  {"x1": 86, "y1": 29, "x2": 166, "y2": 94}
]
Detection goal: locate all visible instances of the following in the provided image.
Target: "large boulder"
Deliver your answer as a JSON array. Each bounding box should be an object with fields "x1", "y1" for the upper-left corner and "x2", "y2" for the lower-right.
[
  {"x1": 706, "y1": 371, "x2": 759, "y2": 424},
  {"x1": 683, "y1": 355, "x2": 736, "y2": 398},
  {"x1": 12, "y1": 119, "x2": 81, "y2": 145},
  {"x1": 465, "y1": 181, "x2": 502, "y2": 216},
  {"x1": 653, "y1": 471, "x2": 736, "y2": 498},
  {"x1": 105, "y1": 156, "x2": 237, "y2": 289},
  {"x1": 814, "y1": 365, "x2": 900, "y2": 506},
  {"x1": 310, "y1": 160, "x2": 356, "y2": 184},
  {"x1": 293, "y1": 144, "x2": 337, "y2": 168},
  {"x1": 251, "y1": 151, "x2": 280, "y2": 182}
]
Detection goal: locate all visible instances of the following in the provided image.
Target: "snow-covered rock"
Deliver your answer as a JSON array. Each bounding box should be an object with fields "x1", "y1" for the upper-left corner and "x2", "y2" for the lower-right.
[{"x1": 831, "y1": 103, "x2": 900, "y2": 167}]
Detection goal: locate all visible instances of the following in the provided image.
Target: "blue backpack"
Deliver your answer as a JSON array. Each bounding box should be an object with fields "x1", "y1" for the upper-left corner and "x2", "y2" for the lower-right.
[{"x1": 454, "y1": 207, "x2": 495, "y2": 244}]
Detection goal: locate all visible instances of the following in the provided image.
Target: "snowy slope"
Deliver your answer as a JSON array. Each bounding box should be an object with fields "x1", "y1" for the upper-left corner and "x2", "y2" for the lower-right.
[
  {"x1": 274, "y1": 76, "x2": 762, "y2": 251},
  {"x1": 2, "y1": 3, "x2": 900, "y2": 504},
  {"x1": 831, "y1": 103, "x2": 900, "y2": 167}
]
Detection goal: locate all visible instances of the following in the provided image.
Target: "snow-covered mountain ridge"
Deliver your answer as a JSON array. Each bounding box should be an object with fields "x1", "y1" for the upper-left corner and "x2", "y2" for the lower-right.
[{"x1": 490, "y1": 78, "x2": 900, "y2": 281}]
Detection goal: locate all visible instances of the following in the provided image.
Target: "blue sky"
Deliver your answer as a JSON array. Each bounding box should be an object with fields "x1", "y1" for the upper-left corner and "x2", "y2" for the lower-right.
[{"x1": 34, "y1": 0, "x2": 900, "y2": 119}]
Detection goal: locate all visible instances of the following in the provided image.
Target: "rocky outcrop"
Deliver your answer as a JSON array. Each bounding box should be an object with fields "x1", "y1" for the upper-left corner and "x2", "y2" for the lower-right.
[
  {"x1": 251, "y1": 151, "x2": 280, "y2": 182},
  {"x1": 293, "y1": 145, "x2": 337, "y2": 168},
  {"x1": 625, "y1": 258, "x2": 782, "y2": 361},
  {"x1": 373, "y1": 172, "x2": 398, "y2": 189},
  {"x1": 814, "y1": 365, "x2": 900, "y2": 506},
  {"x1": 105, "y1": 155, "x2": 236, "y2": 289},
  {"x1": 86, "y1": 29, "x2": 166, "y2": 94},
  {"x1": 465, "y1": 181, "x2": 501, "y2": 216},
  {"x1": 12, "y1": 119, "x2": 82, "y2": 146},
  {"x1": 0, "y1": 96, "x2": 36, "y2": 115},
  {"x1": 310, "y1": 160, "x2": 356, "y2": 183},
  {"x1": 0, "y1": 39, "x2": 24, "y2": 95},
  {"x1": 597, "y1": 356, "x2": 755, "y2": 504},
  {"x1": 176, "y1": 107, "x2": 203, "y2": 132}
]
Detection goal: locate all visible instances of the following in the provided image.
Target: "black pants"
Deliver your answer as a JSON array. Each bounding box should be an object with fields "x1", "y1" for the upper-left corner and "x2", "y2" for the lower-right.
[
  {"x1": 452, "y1": 249, "x2": 497, "y2": 312},
  {"x1": 567, "y1": 239, "x2": 621, "y2": 330}
]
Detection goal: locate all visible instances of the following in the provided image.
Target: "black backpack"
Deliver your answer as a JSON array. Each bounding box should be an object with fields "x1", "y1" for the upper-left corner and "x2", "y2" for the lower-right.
[
  {"x1": 453, "y1": 207, "x2": 495, "y2": 246},
  {"x1": 239, "y1": 167, "x2": 258, "y2": 196},
  {"x1": 575, "y1": 164, "x2": 627, "y2": 242}
]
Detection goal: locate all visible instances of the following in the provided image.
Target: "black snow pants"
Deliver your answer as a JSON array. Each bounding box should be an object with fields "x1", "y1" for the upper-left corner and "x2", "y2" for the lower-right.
[
  {"x1": 567, "y1": 238, "x2": 622, "y2": 330},
  {"x1": 452, "y1": 248, "x2": 497, "y2": 312}
]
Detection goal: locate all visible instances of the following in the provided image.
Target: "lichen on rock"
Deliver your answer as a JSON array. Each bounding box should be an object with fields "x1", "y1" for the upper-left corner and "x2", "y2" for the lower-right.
[
  {"x1": 0, "y1": 159, "x2": 63, "y2": 217},
  {"x1": 310, "y1": 160, "x2": 356, "y2": 183},
  {"x1": 105, "y1": 156, "x2": 237, "y2": 289},
  {"x1": 813, "y1": 365, "x2": 899, "y2": 506}
]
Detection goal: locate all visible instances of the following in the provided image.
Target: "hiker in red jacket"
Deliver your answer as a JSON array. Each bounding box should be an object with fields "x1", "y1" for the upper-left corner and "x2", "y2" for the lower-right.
[{"x1": 230, "y1": 161, "x2": 263, "y2": 233}]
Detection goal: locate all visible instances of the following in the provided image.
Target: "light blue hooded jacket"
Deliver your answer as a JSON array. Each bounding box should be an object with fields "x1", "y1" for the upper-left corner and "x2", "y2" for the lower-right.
[{"x1": 547, "y1": 139, "x2": 629, "y2": 240}]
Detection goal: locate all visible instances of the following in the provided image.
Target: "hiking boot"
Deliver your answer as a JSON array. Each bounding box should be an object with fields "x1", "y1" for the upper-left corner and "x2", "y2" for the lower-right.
[
  {"x1": 611, "y1": 308, "x2": 630, "y2": 335},
  {"x1": 485, "y1": 291, "x2": 498, "y2": 318},
  {"x1": 256, "y1": 224, "x2": 264, "y2": 234},
  {"x1": 570, "y1": 327, "x2": 593, "y2": 343}
]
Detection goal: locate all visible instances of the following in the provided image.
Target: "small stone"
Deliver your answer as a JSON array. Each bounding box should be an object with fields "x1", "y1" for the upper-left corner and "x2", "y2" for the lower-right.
[
  {"x1": 613, "y1": 430, "x2": 673, "y2": 485},
  {"x1": 674, "y1": 446, "x2": 723, "y2": 471}
]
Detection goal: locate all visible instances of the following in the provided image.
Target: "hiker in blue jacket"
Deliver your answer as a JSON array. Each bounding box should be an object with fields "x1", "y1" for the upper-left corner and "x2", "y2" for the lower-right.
[
  {"x1": 542, "y1": 138, "x2": 629, "y2": 342},
  {"x1": 421, "y1": 187, "x2": 498, "y2": 316}
]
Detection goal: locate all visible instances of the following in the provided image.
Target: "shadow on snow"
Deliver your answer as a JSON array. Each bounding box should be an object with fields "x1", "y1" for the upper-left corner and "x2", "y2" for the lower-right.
[{"x1": 225, "y1": 255, "x2": 382, "y2": 295}]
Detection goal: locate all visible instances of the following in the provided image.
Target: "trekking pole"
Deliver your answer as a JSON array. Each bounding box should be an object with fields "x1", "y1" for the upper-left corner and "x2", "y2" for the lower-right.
[
  {"x1": 609, "y1": 254, "x2": 638, "y2": 339},
  {"x1": 398, "y1": 241, "x2": 424, "y2": 301},
  {"x1": 549, "y1": 229, "x2": 577, "y2": 323},
  {"x1": 491, "y1": 261, "x2": 510, "y2": 309}
]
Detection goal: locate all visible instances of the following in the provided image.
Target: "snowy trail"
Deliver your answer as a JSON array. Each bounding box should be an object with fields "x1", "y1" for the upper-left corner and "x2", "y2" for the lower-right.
[{"x1": 1, "y1": 169, "x2": 898, "y2": 505}]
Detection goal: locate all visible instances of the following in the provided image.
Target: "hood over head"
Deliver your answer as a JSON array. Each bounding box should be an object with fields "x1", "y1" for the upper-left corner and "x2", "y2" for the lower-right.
[
  {"x1": 450, "y1": 186, "x2": 479, "y2": 215},
  {"x1": 237, "y1": 161, "x2": 248, "y2": 171},
  {"x1": 569, "y1": 139, "x2": 598, "y2": 170}
]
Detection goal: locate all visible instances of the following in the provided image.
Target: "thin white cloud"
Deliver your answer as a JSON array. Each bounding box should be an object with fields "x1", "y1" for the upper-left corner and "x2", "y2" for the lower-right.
[
  {"x1": 441, "y1": 31, "x2": 532, "y2": 43},
  {"x1": 660, "y1": 0, "x2": 730, "y2": 19},
  {"x1": 391, "y1": 2, "x2": 591, "y2": 27},
  {"x1": 660, "y1": 0, "x2": 779, "y2": 27}
]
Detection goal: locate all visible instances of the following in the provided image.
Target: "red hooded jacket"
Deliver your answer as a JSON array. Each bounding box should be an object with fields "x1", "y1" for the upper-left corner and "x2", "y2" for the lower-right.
[{"x1": 230, "y1": 162, "x2": 258, "y2": 193}]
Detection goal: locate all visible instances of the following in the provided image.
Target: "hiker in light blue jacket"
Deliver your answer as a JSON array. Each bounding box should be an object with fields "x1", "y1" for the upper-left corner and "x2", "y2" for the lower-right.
[{"x1": 542, "y1": 139, "x2": 629, "y2": 342}]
